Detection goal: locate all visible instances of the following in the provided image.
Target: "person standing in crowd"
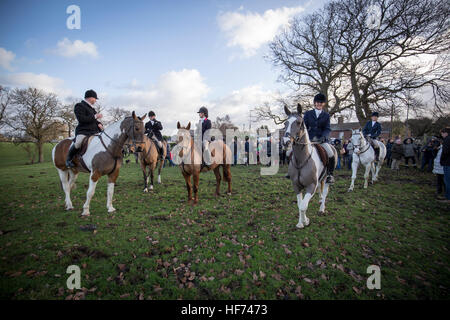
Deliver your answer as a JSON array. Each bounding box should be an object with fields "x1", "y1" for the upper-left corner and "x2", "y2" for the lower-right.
[
  {"x1": 342, "y1": 140, "x2": 349, "y2": 168},
  {"x1": 346, "y1": 140, "x2": 354, "y2": 170},
  {"x1": 232, "y1": 137, "x2": 238, "y2": 166},
  {"x1": 421, "y1": 140, "x2": 435, "y2": 172},
  {"x1": 386, "y1": 138, "x2": 394, "y2": 167},
  {"x1": 164, "y1": 143, "x2": 174, "y2": 167},
  {"x1": 433, "y1": 142, "x2": 445, "y2": 199},
  {"x1": 403, "y1": 138, "x2": 417, "y2": 168},
  {"x1": 334, "y1": 139, "x2": 343, "y2": 170},
  {"x1": 244, "y1": 136, "x2": 250, "y2": 166},
  {"x1": 391, "y1": 139, "x2": 403, "y2": 170},
  {"x1": 415, "y1": 139, "x2": 423, "y2": 163},
  {"x1": 440, "y1": 127, "x2": 450, "y2": 202}
]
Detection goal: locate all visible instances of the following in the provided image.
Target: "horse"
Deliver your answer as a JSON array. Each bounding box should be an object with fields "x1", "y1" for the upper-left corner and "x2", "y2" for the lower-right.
[
  {"x1": 283, "y1": 104, "x2": 338, "y2": 229},
  {"x1": 348, "y1": 129, "x2": 387, "y2": 191},
  {"x1": 135, "y1": 135, "x2": 167, "y2": 192},
  {"x1": 52, "y1": 112, "x2": 146, "y2": 216},
  {"x1": 176, "y1": 122, "x2": 232, "y2": 205}
]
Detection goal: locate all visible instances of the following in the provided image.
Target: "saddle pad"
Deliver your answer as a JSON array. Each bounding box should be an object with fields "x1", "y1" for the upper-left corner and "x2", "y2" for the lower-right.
[
  {"x1": 78, "y1": 135, "x2": 95, "y2": 158},
  {"x1": 314, "y1": 144, "x2": 328, "y2": 167}
]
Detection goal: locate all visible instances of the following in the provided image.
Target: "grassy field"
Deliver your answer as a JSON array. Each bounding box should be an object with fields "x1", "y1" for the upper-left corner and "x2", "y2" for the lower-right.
[{"x1": 0, "y1": 142, "x2": 449, "y2": 300}]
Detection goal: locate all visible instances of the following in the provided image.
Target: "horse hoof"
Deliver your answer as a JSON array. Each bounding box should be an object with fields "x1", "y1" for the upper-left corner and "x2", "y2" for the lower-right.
[
  {"x1": 66, "y1": 206, "x2": 74, "y2": 211},
  {"x1": 227, "y1": 192, "x2": 232, "y2": 196},
  {"x1": 81, "y1": 212, "x2": 90, "y2": 217},
  {"x1": 304, "y1": 218, "x2": 310, "y2": 226},
  {"x1": 296, "y1": 223, "x2": 304, "y2": 229},
  {"x1": 143, "y1": 188, "x2": 148, "y2": 193},
  {"x1": 108, "y1": 207, "x2": 116, "y2": 213},
  {"x1": 149, "y1": 186, "x2": 154, "y2": 191},
  {"x1": 347, "y1": 188, "x2": 353, "y2": 192}
]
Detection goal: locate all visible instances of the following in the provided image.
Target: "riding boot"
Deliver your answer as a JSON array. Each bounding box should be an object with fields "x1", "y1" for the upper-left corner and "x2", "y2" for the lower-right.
[
  {"x1": 374, "y1": 147, "x2": 380, "y2": 162},
  {"x1": 326, "y1": 156, "x2": 335, "y2": 184},
  {"x1": 65, "y1": 144, "x2": 78, "y2": 168}
]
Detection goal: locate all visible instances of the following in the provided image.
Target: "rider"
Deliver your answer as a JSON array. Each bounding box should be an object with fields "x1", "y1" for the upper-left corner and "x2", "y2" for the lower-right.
[
  {"x1": 66, "y1": 89, "x2": 103, "y2": 168},
  {"x1": 304, "y1": 93, "x2": 336, "y2": 183},
  {"x1": 145, "y1": 111, "x2": 163, "y2": 154},
  {"x1": 197, "y1": 106, "x2": 212, "y2": 167},
  {"x1": 362, "y1": 112, "x2": 382, "y2": 162}
]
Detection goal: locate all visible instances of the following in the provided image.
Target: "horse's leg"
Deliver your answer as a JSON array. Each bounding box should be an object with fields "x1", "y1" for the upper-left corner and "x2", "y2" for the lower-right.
[
  {"x1": 149, "y1": 165, "x2": 155, "y2": 191},
  {"x1": 348, "y1": 158, "x2": 358, "y2": 192},
  {"x1": 298, "y1": 191, "x2": 313, "y2": 228},
  {"x1": 319, "y1": 180, "x2": 324, "y2": 204},
  {"x1": 57, "y1": 169, "x2": 73, "y2": 210},
  {"x1": 319, "y1": 182, "x2": 330, "y2": 213},
  {"x1": 157, "y1": 159, "x2": 162, "y2": 184},
  {"x1": 82, "y1": 170, "x2": 101, "y2": 216},
  {"x1": 142, "y1": 164, "x2": 149, "y2": 193},
  {"x1": 296, "y1": 192, "x2": 304, "y2": 228},
  {"x1": 223, "y1": 164, "x2": 232, "y2": 195},
  {"x1": 370, "y1": 161, "x2": 376, "y2": 183},
  {"x1": 193, "y1": 171, "x2": 200, "y2": 205},
  {"x1": 363, "y1": 163, "x2": 371, "y2": 189},
  {"x1": 107, "y1": 169, "x2": 119, "y2": 213},
  {"x1": 69, "y1": 170, "x2": 78, "y2": 191},
  {"x1": 183, "y1": 173, "x2": 193, "y2": 204},
  {"x1": 213, "y1": 167, "x2": 221, "y2": 196}
]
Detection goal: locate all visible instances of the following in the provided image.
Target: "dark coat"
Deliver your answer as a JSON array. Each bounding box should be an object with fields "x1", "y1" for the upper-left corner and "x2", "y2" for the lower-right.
[
  {"x1": 145, "y1": 120, "x2": 163, "y2": 140},
  {"x1": 441, "y1": 135, "x2": 450, "y2": 166},
  {"x1": 200, "y1": 118, "x2": 212, "y2": 140},
  {"x1": 362, "y1": 121, "x2": 382, "y2": 138},
  {"x1": 74, "y1": 100, "x2": 101, "y2": 136},
  {"x1": 391, "y1": 143, "x2": 404, "y2": 160},
  {"x1": 303, "y1": 109, "x2": 331, "y2": 141}
]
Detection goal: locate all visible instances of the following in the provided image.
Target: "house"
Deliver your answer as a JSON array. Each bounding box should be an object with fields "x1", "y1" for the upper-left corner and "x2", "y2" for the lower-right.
[{"x1": 330, "y1": 117, "x2": 392, "y2": 141}]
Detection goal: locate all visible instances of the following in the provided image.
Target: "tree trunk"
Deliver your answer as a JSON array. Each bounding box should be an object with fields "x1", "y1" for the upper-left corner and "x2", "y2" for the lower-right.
[{"x1": 37, "y1": 142, "x2": 44, "y2": 163}]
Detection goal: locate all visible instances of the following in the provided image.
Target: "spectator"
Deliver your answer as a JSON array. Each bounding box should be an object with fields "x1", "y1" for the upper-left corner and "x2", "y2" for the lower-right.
[
  {"x1": 403, "y1": 138, "x2": 417, "y2": 168},
  {"x1": 421, "y1": 141, "x2": 434, "y2": 172},
  {"x1": 334, "y1": 139, "x2": 342, "y2": 170},
  {"x1": 415, "y1": 139, "x2": 423, "y2": 163},
  {"x1": 440, "y1": 127, "x2": 450, "y2": 202},
  {"x1": 346, "y1": 140, "x2": 354, "y2": 170},
  {"x1": 244, "y1": 136, "x2": 250, "y2": 166},
  {"x1": 232, "y1": 137, "x2": 238, "y2": 166},
  {"x1": 342, "y1": 140, "x2": 349, "y2": 168},
  {"x1": 433, "y1": 144, "x2": 445, "y2": 199},
  {"x1": 164, "y1": 143, "x2": 174, "y2": 167},
  {"x1": 386, "y1": 138, "x2": 394, "y2": 167},
  {"x1": 391, "y1": 139, "x2": 403, "y2": 170}
]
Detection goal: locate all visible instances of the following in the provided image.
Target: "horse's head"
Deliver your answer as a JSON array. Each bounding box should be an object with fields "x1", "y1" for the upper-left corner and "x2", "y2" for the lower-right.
[
  {"x1": 176, "y1": 121, "x2": 192, "y2": 150},
  {"x1": 350, "y1": 128, "x2": 363, "y2": 148},
  {"x1": 283, "y1": 103, "x2": 307, "y2": 148},
  {"x1": 123, "y1": 111, "x2": 146, "y2": 153}
]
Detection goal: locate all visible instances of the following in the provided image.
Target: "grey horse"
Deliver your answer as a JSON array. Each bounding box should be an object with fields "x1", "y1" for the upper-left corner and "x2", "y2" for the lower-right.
[{"x1": 283, "y1": 104, "x2": 338, "y2": 228}]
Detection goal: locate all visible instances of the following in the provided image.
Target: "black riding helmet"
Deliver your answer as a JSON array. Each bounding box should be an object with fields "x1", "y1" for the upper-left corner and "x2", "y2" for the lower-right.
[
  {"x1": 197, "y1": 106, "x2": 208, "y2": 117},
  {"x1": 313, "y1": 93, "x2": 326, "y2": 103},
  {"x1": 148, "y1": 111, "x2": 156, "y2": 117}
]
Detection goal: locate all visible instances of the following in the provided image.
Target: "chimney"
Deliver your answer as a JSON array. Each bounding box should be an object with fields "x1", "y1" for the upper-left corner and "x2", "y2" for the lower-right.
[{"x1": 338, "y1": 116, "x2": 344, "y2": 124}]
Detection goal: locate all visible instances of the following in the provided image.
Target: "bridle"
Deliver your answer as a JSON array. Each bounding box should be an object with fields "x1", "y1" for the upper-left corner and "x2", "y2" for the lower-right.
[
  {"x1": 353, "y1": 132, "x2": 370, "y2": 155},
  {"x1": 285, "y1": 115, "x2": 313, "y2": 171},
  {"x1": 120, "y1": 117, "x2": 145, "y2": 154}
]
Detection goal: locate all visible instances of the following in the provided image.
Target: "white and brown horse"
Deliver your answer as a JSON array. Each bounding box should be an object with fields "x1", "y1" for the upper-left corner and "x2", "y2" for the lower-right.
[
  {"x1": 136, "y1": 135, "x2": 167, "y2": 192},
  {"x1": 175, "y1": 122, "x2": 232, "y2": 205},
  {"x1": 52, "y1": 112, "x2": 146, "y2": 216},
  {"x1": 283, "y1": 104, "x2": 337, "y2": 228}
]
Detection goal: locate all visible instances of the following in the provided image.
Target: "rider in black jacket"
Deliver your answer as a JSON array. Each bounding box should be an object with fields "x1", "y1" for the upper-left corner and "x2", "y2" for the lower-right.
[
  {"x1": 145, "y1": 111, "x2": 163, "y2": 153},
  {"x1": 66, "y1": 90, "x2": 103, "y2": 168}
]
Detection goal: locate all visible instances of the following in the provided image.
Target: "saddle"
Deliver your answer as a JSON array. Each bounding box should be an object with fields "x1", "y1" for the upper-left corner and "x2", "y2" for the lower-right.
[
  {"x1": 314, "y1": 144, "x2": 329, "y2": 167},
  {"x1": 71, "y1": 135, "x2": 95, "y2": 171}
]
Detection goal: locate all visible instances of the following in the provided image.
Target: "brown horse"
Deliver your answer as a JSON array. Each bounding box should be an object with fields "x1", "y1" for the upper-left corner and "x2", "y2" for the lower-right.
[
  {"x1": 52, "y1": 112, "x2": 146, "y2": 216},
  {"x1": 136, "y1": 135, "x2": 167, "y2": 192},
  {"x1": 176, "y1": 122, "x2": 232, "y2": 204}
]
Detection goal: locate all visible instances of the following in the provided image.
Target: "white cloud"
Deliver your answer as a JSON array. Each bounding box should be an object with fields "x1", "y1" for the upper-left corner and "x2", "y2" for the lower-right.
[
  {"x1": 0, "y1": 72, "x2": 72, "y2": 97},
  {"x1": 0, "y1": 47, "x2": 15, "y2": 70},
  {"x1": 53, "y1": 38, "x2": 99, "y2": 58},
  {"x1": 218, "y1": 6, "x2": 304, "y2": 57}
]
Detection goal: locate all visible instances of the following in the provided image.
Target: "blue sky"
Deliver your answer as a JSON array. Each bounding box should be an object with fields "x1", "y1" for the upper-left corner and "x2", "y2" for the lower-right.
[{"x1": 0, "y1": 0, "x2": 328, "y2": 133}]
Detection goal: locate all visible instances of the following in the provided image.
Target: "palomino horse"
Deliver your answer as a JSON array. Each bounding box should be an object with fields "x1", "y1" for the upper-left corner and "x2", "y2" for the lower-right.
[
  {"x1": 348, "y1": 129, "x2": 386, "y2": 191},
  {"x1": 283, "y1": 104, "x2": 337, "y2": 229},
  {"x1": 52, "y1": 112, "x2": 146, "y2": 216},
  {"x1": 176, "y1": 122, "x2": 232, "y2": 204},
  {"x1": 137, "y1": 135, "x2": 167, "y2": 192}
]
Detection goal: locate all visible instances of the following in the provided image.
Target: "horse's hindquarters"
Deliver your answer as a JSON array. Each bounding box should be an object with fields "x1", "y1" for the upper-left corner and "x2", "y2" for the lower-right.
[{"x1": 53, "y1": 139, "x2": 73, "y2": 170}]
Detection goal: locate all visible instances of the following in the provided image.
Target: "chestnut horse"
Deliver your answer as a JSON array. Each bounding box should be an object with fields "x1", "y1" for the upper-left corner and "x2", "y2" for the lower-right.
[
  {"x1": 176, "y1": 122, "x2": 232, "y2": 204},
  {"x1": 137, "y1": 135, "x2": 167, "y2": 192},
  {"x1": 52, "y1": 112, "x2": 146, "y2": 216}
]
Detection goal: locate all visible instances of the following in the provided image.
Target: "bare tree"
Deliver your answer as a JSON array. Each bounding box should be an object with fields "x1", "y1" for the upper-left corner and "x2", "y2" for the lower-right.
[
  {"x1": 57, "y1": 102, "x2": 77, "y2": 137},
  {"x1": 212, "y1": 114, "x2": 238, "y2": 136},
  {"x1": 0, "y1": 86, "x2": 12, "y2": 128},
  {"x1": 335, "y1": 0, "x2": 450, "y2": 123},
  {"x1": 7, "y1": 87, "x2": 61, "y2": 163},
  {"x1": 107, "y1": 107, "x2": 130, "y2": 123}
]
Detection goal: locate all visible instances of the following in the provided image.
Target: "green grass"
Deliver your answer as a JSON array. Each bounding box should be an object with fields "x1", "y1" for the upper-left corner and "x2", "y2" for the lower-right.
[{"x1": 0, "y1": 142, "x2": 449, "y2": 299}]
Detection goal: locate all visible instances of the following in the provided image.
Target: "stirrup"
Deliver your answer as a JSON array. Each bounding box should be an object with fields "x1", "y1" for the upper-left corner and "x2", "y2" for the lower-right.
[{"x1": 66, "y1": 160, "x2": 75, "y2": 168}]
